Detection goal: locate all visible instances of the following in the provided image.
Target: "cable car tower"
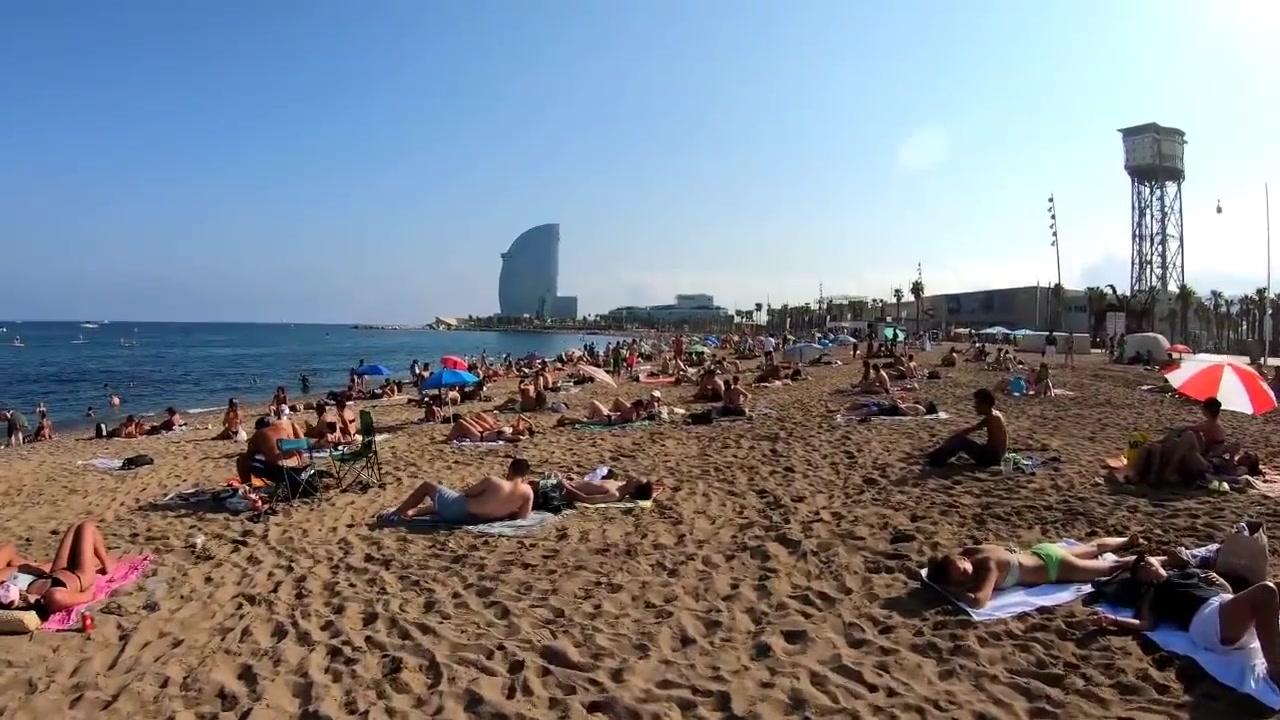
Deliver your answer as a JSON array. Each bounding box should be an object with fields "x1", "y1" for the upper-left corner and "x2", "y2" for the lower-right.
[{"x1": 1119, "y1": 123, "x2": 1186, "y2": 331}]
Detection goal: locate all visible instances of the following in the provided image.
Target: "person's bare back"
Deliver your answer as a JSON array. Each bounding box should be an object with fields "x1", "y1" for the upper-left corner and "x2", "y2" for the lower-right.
[
  {"x1": 467, "y1": 476, "x2": 533, "y2": 520},
  {"x1": 985, "y1": 409, "x2": 1008, "y2": 455},
  {"x1": 249, "y1": 422, "x2": 305, "y2": 465}
]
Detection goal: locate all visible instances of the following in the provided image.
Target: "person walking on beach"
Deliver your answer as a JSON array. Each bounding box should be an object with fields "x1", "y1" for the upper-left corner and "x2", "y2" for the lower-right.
[
  {"x1": 761, "y1": 333, "x2": 777, "y2": 367},
  {"x1": 1044, "y1": 330, "x2": 1058, "y2": 364},
  {"x1": 3, "y1": 409, "x2": 26, "y2": 447}
]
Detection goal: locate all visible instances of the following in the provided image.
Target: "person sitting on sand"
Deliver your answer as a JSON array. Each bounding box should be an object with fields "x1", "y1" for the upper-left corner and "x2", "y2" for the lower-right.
[
  {"x1": 556, "y1": 399, "x2": 649, "y2": 428},
  {"x1": 147, "y1": 406, "x2": 185, "y2": 435},
  {"x1": 940, "y1": 349, "x2": 958, "y2": 368},
  {"x1": 854, "y1": 363, "x2": 892, "y2": 394},
  {"x1": 303, "y1": 401, "x2": 350, "y2": 448},
  {"x1": 107, "y1": 415, "x2": 145, "y2": 439},
  {"x1": 1090, "y1": 554, "x2": 1280, "y2": 687},
  {"x1": 214, "y1": 398, "x2": 244, "y2": 441},
  {"x1": 1128, "y1": 397, "x2": 1230, "y2": 487},
  {"x1": 494, "y1": 385, "x2": 546, "y2": 413},
  {"x1": 556, "y1": 470, "x2": 656, "y2": 505},
  {"x1": 692, "y1": 366, "x2": 725, "y2": 401},
  {"x1": 235, "y1": 414, "x2": 311, "y2": 485},
  {"x1": 445, "y1": 412, "x2": 536, "y2": 443},
  {"x1": 720, "y1": 376, "x2": 751, "y2": 417},
  {"x1": 270, "y1": 386, "x2": 289, "y2": 413},
  {"x1": 924, "y1": 388, "x2": 1007, "y2": 468},
  {"x1": 378, "y1": 458, "x2": 534, "y2": 523},
  {"x1": 0, "y1": 520, "x2": 116, "y2": 617},
  {"x1": 1033, "y1": 362, "x2": 1054, "y2": 398},
  {"x1": 33, "y1": 410, "x2": 55, "y2": 442},
  {"x1": 925, "y1": 535, "x2": 1138, "y2": 609}
]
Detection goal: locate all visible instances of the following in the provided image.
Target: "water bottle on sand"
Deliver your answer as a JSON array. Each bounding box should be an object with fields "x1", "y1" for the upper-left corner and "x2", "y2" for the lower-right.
[{"x1": 1001, "y1": 454, "x2": 1014, "y2": 475}]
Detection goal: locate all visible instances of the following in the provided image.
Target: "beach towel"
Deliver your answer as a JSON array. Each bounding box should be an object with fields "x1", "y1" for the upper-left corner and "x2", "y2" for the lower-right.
[
  {"x1": 376, "y1": 509, "x2": 560, "y2": 537},
  {"x1": 572, "y1": 420, "x2": 655, "y2": 433},
  {"x1": 836, "y1": 411, "x2": 951, "y2": 423},
  {"x1": 1096, "y1": 595, "x2": 1280, "y2": 708},
  {"x1": 448, "y1": 440, "x2": 511, "y2": 448},
  {"x1": 919, "y1": 540, "x2": 1114, "y2": 621},
  {"x1": 147, "y1": 486, "x2": 241, "y2": 509},
  {"x1": 41, "y1": 554, "x2": 154, "y2": 632},
  {"x1": 76, "y1": 458, "x2": 124, "y2": 471}
]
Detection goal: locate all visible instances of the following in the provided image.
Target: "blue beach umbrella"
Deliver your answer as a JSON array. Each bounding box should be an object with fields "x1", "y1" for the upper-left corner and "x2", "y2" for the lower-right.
[
  {"x1": 419, "y1": 368, "x2": 480, "y2": 390},
  {"x1": 356, "y1": 364, "x2": 394, "y2": 376}
]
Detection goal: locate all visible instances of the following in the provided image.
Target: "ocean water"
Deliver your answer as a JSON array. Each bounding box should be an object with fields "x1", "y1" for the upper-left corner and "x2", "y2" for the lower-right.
[{"x1": 0, "y1": 322, "x2": 621, "y2": 430}]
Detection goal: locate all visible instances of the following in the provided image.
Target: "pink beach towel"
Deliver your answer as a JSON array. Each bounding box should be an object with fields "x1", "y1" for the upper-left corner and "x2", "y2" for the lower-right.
[{"x1": 40, "y1": 554, "x2": 154, "y2": 632}]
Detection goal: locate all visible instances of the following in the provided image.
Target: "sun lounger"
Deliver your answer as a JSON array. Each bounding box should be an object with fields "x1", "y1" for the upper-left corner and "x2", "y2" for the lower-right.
[
  {"x1": 375, "y1": 509, "x2": 560, "y2": 537},
  {"x1": 1094, "y1": 544, "x2": 1280, "y2": 710},
  {"x1": 918, "y1": 539, "x2": 1114, "y2": 621}
]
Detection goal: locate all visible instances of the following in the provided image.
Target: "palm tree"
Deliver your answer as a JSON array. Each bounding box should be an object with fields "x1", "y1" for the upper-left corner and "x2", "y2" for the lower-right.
[
  {"x1": 1050, "y1": 283, "x2": 1065, "y2": 330},
  {"x1": 1207, "y1": 290, "x2": 1225, "y2": 346},
  {"x1": 1084, "y1": 286, "x2": 1108, "y2": 339},
  {"x1": 1174, "y1": 283, "x2": 1197, "y2": 342},
  {"x1": 753, "y1": 302, "x2": 764, "y2": 325},
  {"x1": 909, "y1": 278, "x2": 926, "y2": 332},
  {"x1": 1255, "y1": 287, "x2": 1271, "y2": 343},
  {"x1": 1223, "y1": 297, "x2": 1237, "y2": 347},
  {"x1": 892, "y1": 288, "x2": 905, "y2": 323}
]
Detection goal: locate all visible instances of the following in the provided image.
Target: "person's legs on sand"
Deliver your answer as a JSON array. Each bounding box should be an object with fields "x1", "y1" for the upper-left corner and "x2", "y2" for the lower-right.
[
  {"x1": 1212, "y1": 582, "x2": 1280, "y2": 684},
  {"x1": 387, "y1": 481, "x2": 443, "y2": 519},
  {"x1": 1068, "y1": 536, "x2": 1139, "y2": 559}
]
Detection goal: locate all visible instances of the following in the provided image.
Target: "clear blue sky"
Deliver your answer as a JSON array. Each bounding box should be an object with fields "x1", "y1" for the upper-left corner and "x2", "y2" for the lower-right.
[{"x1": 2, "y1": 1, "x2": 1276, "y2": 323}]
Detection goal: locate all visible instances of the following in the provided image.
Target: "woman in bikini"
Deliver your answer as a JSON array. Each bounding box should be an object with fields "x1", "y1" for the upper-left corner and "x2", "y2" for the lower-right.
[
  {"x1": 0, "y1": 520, "x2": 115, "y2": 616},
  {"x1": 924, "y1": 535, "x2": 1138, "y2": 609},
  {"x1": 445, "y1": 412, "x2": 535, "y2": 443},
  {"x1": 214, "y1": 398, "x2": 243, "y2": 440}
]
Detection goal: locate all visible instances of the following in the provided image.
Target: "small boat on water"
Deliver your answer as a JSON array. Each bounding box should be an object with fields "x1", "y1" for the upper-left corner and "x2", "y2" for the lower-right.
[
  {"x1": 71, "y1": 334, "x2": 90, "y2": 344},
  {"x1": 80, "y1": 322, "x2": 99, "y2": 329}
]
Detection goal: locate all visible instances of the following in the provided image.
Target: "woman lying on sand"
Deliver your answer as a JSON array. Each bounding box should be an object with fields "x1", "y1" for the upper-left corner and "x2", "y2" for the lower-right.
[
  {"x1": 0, "y1": 520, "x2": 115, "y2": 616},
  {"x1": 1127, "y1": 397, "x2": 1237, "y2": 486},
  {"x1": 841, "y1": 398, "x2": 938, "y2": 418},
  {"x1": 925, "y1": 535, "x2": 1138, "y2": 609},
  {"x1": 555, "y1": 399, "x2": 649, "y2": 428},
  {"x1": 445, "y1": 412, "x2": 535, "y2": 443}
]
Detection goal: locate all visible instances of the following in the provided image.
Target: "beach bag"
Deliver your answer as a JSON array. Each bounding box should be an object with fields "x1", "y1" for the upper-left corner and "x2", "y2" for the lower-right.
[
  {"x1": 120, "y1": 454, "x2": 155, "y2": 470},
  {"x1": 233, "y1": 428, "x2": 248, "y2": 442},
  {"x1": 94, "y1": 423, "x2": 107, "y2": 439},
  {"x1": 1216, "y1": 522, "x2": 1269, "y2": 587},
  {"x1": 533, "y1": 478, "x2": 573, "y2": 514},
  {"x1": 687, "y1": 409, "x2": 715, "y2": 425}
]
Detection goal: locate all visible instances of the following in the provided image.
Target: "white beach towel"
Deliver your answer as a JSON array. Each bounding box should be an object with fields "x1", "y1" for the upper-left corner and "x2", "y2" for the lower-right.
[
  {"x1": 449, "y1": 440, "x2": 510, "y2": 449},
  {"x1": 1095, "y1": 601, "x2": 1280, "y2": 709},
  {"x1": 77, "y1": 458, "x2": 125, "y2": 471},
  {"x1": 919, "y1": 539, "x2": 1113, "y2": 621},
  {"x1": 836, "y1": 411, "x2": 951, "y2": 423}
]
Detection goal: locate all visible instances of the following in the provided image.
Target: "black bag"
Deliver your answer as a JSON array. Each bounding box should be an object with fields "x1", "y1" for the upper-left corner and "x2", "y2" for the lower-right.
[
  {"x1": 94, "y1": 423, "x2": 107, "y2": 439},
  {"x1": 533, "y1": 478, "x2": 573, "y2": 514},
  {"x1": 120, "y1": 454, "x2": 155, "y2": 470},
  {"x1": 284, "y1": 466, "x2": 322, "y2": 500},
  {"x1": 687, "y1": 409, "x2": 715, "y2": 425}
]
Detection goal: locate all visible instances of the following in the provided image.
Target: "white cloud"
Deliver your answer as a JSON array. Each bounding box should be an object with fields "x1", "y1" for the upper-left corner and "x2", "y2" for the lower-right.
[{"x1": 894, "y1": 126, "x2": 949, "y2": 174}]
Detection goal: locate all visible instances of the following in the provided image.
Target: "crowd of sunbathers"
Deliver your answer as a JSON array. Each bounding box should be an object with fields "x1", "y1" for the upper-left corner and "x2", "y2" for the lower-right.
[{"x1": 1118, "y1": 397, "x2": 1263, "y2": 489}]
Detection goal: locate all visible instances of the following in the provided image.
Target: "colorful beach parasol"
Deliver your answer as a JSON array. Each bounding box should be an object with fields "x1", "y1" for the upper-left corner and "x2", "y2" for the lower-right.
[
  {"x1": 440, "y1": 355, "x2": 468, "y2": 371},
  {"x1": 1162, "y1": 360, "x2": 1277, "y2": 416}
]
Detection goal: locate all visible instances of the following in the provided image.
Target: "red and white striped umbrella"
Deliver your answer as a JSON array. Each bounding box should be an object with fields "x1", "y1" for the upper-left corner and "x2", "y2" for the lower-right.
[{"x1": 1162, "y1": 360, "x2": 1277, "y2": 416}]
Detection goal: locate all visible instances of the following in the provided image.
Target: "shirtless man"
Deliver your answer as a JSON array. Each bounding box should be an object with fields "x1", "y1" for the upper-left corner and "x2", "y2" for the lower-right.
[
  {"x1": 856, "y1": 363, "x2": 892, "y2": 394},
  {"x1": 841, "y1": 398, "x2": 938, "y2": 418},
  {"x1": 753, "y1": 364, "x2": 785, "y2": 386},
  {"x1": 150, "y1": 407, "x2": 184, "y2": 434},
  {"x1": 494, "y1": 385, "x2": 544, "y2": 413},
  {"x1": 693, "y1": 367, "x2": 725, "y2": 401},
  {"x1": 235, "y1": 414, "x2": 309, "y2": 485},
  {"x1": 721, "y1": 376, "x2": 750, "y2": 417},
  {"x1": 380, "y1": 458, "x2": 535, "y2": 523},
  {"x1": 925, "y1": 388, "x2": 1007, "y2": 468},
  {"x1": 557, "y1": 470, "x2": 656, "y2": 505}
]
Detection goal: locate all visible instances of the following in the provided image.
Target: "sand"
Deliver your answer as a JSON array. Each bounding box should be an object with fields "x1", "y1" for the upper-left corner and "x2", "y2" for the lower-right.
[{"x1": 2, "y1": 350, "x2": 1279, "y2": 719}]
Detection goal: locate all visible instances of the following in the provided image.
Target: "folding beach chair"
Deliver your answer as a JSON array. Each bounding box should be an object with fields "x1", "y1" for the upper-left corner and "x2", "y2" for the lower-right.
[
  {"x1": 328, "y1": 410, "x2": 384, "y2": 492},
  {"x1": 254, "y1": 438, "x2": 321, "y2": 520}
]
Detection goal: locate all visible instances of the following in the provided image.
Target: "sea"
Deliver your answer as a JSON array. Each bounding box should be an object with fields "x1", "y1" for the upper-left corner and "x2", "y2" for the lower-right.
[{"x1": 0, "y1": 322, "x2": 624, "y2": 431}]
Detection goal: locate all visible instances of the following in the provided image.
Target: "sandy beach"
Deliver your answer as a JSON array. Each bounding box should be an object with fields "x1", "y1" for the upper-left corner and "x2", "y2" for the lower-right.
[{"x1": 3, "y1": 350, "x2": 1280, "y2": 719}]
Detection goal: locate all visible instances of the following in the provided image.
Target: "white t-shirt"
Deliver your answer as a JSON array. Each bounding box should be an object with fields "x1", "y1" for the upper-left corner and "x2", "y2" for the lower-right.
[{"x1": 761, "y1": 337, "x2": 776, "y2": 352}]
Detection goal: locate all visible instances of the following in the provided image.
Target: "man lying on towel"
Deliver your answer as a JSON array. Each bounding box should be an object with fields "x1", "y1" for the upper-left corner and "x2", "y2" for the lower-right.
[
  {"x1": 555, "y1": 399, "x2": 649, "y2": 428},
  {"x1": 1091, "y1": 554, "x2": 1280, "y2": 686},
  {"x1": 555, "y1": 469, "x2": 656, "y2": 504},
  {"x1": 842, "y1": 398, "x2": 939, "y2": 418},
  {"x1": 925, "y1": 535, "x2": 1138, "y2": 609},
  {"x1": 236, "y1": 413, "x2": 311, "y2": 485},
  {"x1": 923, "y1": 388, "x2": 1006, "y2": 468},
  {"x1": 380, "y1": 458, "x2": 535, "y2": 523}
]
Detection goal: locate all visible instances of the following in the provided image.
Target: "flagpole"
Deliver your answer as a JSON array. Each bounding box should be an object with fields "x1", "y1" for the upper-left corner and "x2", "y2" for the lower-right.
[{"x1": 1267, "y1": 182, "x2": 1272, "y2": 366}]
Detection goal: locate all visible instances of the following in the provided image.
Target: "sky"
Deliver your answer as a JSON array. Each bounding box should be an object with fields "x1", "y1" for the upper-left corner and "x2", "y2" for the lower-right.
[{"x1": 1, "y1": 1, "x2": 1277, "y2": 324}]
